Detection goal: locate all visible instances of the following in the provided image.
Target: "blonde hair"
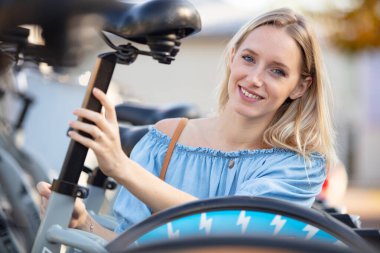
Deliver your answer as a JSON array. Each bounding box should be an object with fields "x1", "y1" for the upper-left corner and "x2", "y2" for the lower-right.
[{"x1": 217, "y1": 8, "x2": 337, "y2": 164}]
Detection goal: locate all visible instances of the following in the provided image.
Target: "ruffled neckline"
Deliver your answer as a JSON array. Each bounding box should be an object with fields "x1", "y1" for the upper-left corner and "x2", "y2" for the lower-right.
[{"x1": 148, "y1": 126, "x2": 296, "y2": 158}]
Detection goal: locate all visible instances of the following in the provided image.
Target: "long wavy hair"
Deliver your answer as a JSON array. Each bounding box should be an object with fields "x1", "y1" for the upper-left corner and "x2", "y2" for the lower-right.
[{"x1": 217, "y1": 8, "x2": 337, "y2": 164}]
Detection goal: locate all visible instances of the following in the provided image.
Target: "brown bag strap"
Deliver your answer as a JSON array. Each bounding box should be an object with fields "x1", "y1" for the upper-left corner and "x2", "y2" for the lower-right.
[{"x1": 159, "y1": 118, "x2": 188, "y2": 180}]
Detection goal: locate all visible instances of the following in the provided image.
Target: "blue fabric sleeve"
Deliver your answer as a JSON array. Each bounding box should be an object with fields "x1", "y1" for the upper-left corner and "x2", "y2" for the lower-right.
[
  {"x1": 112, "y1": 127, "x2": 167, "y2": 233},
  {"x1": 235, "y1": 153, "x2": 327, "y2": 207}
]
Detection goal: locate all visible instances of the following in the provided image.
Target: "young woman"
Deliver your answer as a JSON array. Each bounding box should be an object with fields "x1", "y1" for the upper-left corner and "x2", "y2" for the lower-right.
[{"x1": 38, "y1": 7, "x2": 337, "y2": 241}]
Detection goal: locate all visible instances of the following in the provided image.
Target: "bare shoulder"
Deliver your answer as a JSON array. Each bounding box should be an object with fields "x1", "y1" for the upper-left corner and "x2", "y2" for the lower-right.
[
  {"x1": 154, "y1": 117, "x2": 210, "y2": 138},
  {"x1": 155, "y1": 117, "x2": 214, "y2": 146},
  {"x1": 154, "y1": 118, "x2": 186, "y2": 137}
]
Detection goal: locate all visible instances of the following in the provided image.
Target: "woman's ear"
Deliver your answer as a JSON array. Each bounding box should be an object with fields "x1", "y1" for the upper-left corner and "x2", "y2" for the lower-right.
[{"x1": 289, "y1": 76, "x2": 312, "y2": 99}]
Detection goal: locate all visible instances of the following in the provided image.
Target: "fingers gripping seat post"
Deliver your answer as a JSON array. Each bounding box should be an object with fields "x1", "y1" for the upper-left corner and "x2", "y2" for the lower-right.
[
  {"x1": 81, "y1": 0, "x2": 202, "y2": 220},
  {"x1": 82, "y1": 0, "x2": 202, "y2": 217}
]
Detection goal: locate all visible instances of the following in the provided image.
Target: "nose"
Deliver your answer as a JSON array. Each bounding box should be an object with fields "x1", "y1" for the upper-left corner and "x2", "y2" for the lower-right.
[{"x1": 246, "y1": 67, "x2": 264, "y2": 87}]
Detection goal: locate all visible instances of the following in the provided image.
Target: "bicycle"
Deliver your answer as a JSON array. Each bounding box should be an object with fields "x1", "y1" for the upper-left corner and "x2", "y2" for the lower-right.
[{"x1": 0, "y1": 1, "x2": 378, "y2": 252}]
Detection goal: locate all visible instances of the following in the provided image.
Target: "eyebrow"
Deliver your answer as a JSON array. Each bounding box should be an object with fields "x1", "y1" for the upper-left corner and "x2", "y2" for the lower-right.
[{"x1": 241, "y1": 48, "x2": 290, "y2": 70}]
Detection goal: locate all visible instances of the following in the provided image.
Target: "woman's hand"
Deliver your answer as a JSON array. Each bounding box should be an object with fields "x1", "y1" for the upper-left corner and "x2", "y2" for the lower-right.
[
  {"x1": 67, "y1": 90, "x2": 198, "y2": 213},
  {"x1": 68, "y1": 88, "x2": 127, "y2": 178},
  {"x1": 36, "y1": 181, "x2": 88, "y2": 229}
]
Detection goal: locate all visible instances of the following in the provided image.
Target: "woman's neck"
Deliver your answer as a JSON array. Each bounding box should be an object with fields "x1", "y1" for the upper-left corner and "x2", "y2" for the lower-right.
[{"x1": 212, "y1": 108, "x2": 272, "y2": 151}]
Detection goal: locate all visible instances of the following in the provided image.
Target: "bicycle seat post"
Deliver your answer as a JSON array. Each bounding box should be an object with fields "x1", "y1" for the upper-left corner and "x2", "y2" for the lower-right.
[{"x1": 31, "y1": 52, "x2": 117, "y2": 253}]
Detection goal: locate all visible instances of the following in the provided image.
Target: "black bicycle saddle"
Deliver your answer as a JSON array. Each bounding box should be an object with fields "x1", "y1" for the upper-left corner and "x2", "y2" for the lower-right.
[
  {"x1": 0, "y1": 0, "x2": 122, "y2": 67},
  {"x1": 104, "y1": 0, "x2": 201, "y2": 44},
  {"x1": 0, "y1": 0, "x2": 201, "y2": 66},
  {"x1": 116, "y1": 102, "x2": 199, "y2": 125},
  {"x1": 0, "y1": 0, "x2": 200, "y2": 42}
]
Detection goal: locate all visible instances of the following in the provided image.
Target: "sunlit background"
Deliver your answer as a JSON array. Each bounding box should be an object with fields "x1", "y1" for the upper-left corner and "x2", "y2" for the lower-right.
[{"x1": 7, "y1": 0, "x2": 380, "y2": 228}]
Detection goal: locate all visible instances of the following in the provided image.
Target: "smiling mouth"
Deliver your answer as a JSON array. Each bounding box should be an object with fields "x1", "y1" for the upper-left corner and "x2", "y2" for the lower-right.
[{"x1": 240, "y1": 86, "x2": 263, "y2": 100}]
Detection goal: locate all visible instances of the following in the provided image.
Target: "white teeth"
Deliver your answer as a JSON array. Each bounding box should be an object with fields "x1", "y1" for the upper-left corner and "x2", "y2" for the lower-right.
[{"x1": 241, "y1": 87, "x2": 261, "y2": 100}]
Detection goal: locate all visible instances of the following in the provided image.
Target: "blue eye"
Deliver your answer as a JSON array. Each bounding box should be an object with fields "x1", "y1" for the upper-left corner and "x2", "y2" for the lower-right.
[
  {"x1": 242, "y1": 55, "x2": 254, "y2": 63},
  {"x1": 272, "y1": 68, "x2": 286, "y2": 77}
]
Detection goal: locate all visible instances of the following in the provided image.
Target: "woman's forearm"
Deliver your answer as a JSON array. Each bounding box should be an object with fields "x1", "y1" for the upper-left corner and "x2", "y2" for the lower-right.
[
  {"x1": 78, "y1": 214, "x2": 118, "y2": 242},
  {"x1": 113, "y1": 157, "x2": 198, "y2": 213}
]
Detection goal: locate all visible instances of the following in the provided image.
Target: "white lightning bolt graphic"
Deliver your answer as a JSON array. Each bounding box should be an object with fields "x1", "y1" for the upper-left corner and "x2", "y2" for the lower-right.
[
  {"x1": 270, "y1": 215, "x2": 286, "y2": 235},
  {"x1": 236, "y1": 210, "x2": 251, "y2": 234},
  {"x1": 42, "y1": 247, "x2": 53, "y2": 253},
  {"x1": 303, "y1": 225, "x2": 319, "y2": 240},
  {"x1": 167, "y1": 222, "x2": 180, "y2": 239},
  {"x1": 334, "y1": 240, "x2": 346, "y2": 247},
  {"x1": 199, "y1": 213, "x2": 213, "y2": 234}
]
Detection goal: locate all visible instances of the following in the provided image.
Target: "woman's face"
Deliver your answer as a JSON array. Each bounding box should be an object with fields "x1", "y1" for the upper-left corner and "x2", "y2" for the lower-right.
[{"x1": 226, "y1": 25, "x2": 308, "y2": 122}]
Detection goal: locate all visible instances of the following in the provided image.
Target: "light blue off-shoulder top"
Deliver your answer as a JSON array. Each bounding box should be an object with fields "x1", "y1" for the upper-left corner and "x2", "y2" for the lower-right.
[{"x1": 112, "y1": 126, "x2": 326, "y2": 233}]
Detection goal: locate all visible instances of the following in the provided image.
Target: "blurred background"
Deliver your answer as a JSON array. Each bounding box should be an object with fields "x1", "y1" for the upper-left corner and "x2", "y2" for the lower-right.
[{"x1": 3, "y1": 0, "x2": 379, "y2": 228}]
